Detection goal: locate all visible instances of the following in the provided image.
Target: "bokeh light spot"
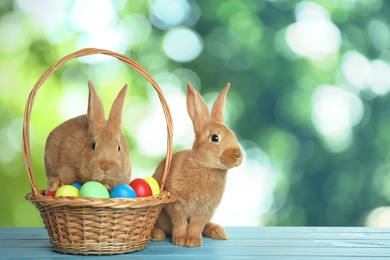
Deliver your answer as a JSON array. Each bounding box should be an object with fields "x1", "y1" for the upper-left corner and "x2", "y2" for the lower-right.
[
  {"x1": 149, "y1": 0, "x2": 191, "y2": 30},
  {"x1": 76, "y1": 28, "x2": 128, "y2": 55},
  {"x1": 163, "y1": 27, "x2": 203, "y2": 63},
  {"x1": 285, "y1": 2, "x2": 341, "y2": 60},
  {"x1": 341, "y1": 51, "x2": 371, "y2": 90},
  {"x1": 368, "y1": 19, "x2": 390, "y2": 51},
  {"x1": 70, "y1": 0, "x2": 114, "y2": 32},
  {"x1": 16, "y1": 0, "x2": 68, "y2": 32},
  {"x1": 342, "y1": 51, "x2": 390, "y2": 96},
  {"x1": 311, "y1": 85, "x2": 364, "y2": 152},
  {"x1": 365, "y1": 207, "x2": 390, "y2": 227},
  {"x1": 368, "y1": 59, "x2": 390, "y2": 96}
]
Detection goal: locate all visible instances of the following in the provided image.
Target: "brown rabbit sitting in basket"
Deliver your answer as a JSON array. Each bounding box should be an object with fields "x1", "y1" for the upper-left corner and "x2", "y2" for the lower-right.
[
  {"x1": 151, "y1": 82, "x2": 243, "y2": 247},
  {"x1": 44, "y1": 81, "x2": 131, "y2": 193}
]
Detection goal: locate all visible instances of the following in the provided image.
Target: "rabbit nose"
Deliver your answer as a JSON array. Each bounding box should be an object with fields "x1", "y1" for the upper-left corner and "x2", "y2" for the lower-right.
[
  {"x1": 222, "y1": 148, "x2": 243, "y2": 167},
  {"x1": 233, "y1": 149, "x2": 243, "y2": 165},
  {"x1": 100, "y1": 161, "x2": 114, "y2": 172}
]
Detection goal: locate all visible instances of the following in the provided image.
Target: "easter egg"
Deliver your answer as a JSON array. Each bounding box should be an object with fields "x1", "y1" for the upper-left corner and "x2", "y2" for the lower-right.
[
  {"x1": 144, "y1": 177, "x2": 160, "y2": 195},
  {"x1": 45, "y1": 190, "x2": 56, "y2": 197},
  {"x1": 80, "y1": 181, "x2": 109, "y2": 199},
  {"x1": 110, "y1": 184, "x2": 136, "y2": 198},
  {"x1": 71, "y1": 182, "x2": 83, "y2": 190},
  {"x1": 55, "y1": 185, "x2": 79, "y2": 197},
  {"x1": 130, "y1": 178, "x2": 153, "y2": 197}
]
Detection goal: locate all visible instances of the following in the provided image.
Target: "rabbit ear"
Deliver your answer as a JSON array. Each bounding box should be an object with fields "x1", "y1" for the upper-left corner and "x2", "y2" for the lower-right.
[
  {"x1": 87, "y1": 81, "x2": 106, "y2": 128},
  {"x1": 108, "y1": 84, "x2": 128, "y2": 132},
  {"x1": 211, "y1": 83, "x2": 230, "y2": 123},
  {"x1": 186, "y1": 83, "x2": 210, "y2": 132}
]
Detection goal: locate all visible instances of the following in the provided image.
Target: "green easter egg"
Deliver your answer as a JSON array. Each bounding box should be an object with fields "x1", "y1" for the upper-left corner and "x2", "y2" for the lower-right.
[{"x1": 80, "y1": 181, "x2": 109, "y2": 198}]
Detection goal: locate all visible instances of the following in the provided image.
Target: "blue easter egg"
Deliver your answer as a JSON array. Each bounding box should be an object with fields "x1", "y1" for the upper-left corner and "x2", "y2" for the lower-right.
[
  {"x1": 71, "y1": 182, "x2": 83, "y2": 190},
  {"x1": 110, "y1": 184, "x2": 137, "y2": 198}
]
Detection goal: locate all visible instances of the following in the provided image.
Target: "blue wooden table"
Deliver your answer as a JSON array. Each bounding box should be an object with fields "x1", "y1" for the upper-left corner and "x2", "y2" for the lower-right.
[{"x1": 1, "y1": 226, "x2": 390, "y2": 259}]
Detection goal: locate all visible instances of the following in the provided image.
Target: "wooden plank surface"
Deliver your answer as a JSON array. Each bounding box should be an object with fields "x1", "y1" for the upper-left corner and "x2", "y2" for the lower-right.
[{"x1": 0, "y1": 227, "x2": 390, "y2": 259}]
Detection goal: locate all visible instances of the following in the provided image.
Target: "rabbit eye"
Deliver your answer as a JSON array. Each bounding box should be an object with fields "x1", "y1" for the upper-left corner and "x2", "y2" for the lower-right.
[
  {"x1": 92, "y1": 142, "x2": 96, "y2": 151},
  {"x1": 211, "y1": 134, "x2": 219, "y2": 143},
  {"x1": 117, "y1": 145, "x2": 121, "y2": 152}
]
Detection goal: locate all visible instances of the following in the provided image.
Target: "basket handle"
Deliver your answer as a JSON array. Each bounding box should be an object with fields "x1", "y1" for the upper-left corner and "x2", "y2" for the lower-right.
[{"x1": 22, "y1": 48, "x2": 173, "y2": 196}]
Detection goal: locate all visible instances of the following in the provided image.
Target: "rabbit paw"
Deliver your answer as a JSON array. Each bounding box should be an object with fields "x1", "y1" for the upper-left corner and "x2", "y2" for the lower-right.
[
  {"x1": 46, "y1": 178, "x2": 63, "y2": 193},
  {"x1": 151, "y1": 226, "x2": 166, "y2": 241},
  {"x1": 203, "y1": 222, "x2": 229, "y2": 240},
  {"x1": 172, "y1": 235, "x2": 187, "y2": 246},
  {"x1": 185, "y1": 234, "x2": 202, "y2": 247}
]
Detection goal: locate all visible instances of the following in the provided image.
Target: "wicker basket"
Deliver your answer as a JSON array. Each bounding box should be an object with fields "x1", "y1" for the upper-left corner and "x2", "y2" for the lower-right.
[{"x1": 22, "y1": 48, "x2": 176, "y2": 255}]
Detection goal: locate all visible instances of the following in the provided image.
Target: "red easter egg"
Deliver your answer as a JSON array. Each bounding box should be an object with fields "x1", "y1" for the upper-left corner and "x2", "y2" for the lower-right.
[
  {"x1": 130, "y1": 178, "x2": 153, "y2": 197},
  {"x1": 46, "y1": 190, "x2": 56, "y2": 197}
]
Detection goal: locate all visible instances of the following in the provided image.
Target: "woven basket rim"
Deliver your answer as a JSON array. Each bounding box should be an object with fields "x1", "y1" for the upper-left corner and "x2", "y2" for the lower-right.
[
  {"x1": 22, "y1": 48, "x2": 174, "y2": 196},
  {"x1": 26, "y1": 190, "x2": 176, "y2": 209}
]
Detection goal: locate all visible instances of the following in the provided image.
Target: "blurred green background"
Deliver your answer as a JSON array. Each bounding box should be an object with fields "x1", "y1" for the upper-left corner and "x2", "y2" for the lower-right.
[{"x1": 2, "y1": 0, "x2": 390, "y2": 227}]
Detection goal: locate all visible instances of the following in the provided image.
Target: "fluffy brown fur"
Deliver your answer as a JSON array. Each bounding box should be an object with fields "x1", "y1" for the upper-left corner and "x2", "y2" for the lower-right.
[
  {"x1": 151, "y1": 83, "x2": 243, "y2": 247},
  {"x1": 44, "y1": 81, "x2": 131, "y2": 192}
]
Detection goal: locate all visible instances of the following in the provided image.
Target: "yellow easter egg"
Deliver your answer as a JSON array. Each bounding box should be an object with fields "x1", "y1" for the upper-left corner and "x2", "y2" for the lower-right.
[
  {"x1": 55, "y1": 185, "x2": 79, "y2": 197},
  {"x1": 144, "y1": 177, "x2": 160, "y2": 195}
]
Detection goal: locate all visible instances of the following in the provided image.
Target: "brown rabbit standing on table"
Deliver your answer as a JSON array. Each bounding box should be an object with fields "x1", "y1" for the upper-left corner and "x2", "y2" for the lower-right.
[
  {"x1": 151, "y1": 82, "x2": 243, "y2": 247},
  {"x1": 44, "y1": 81, "x2": 131, "y2": 193}
]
